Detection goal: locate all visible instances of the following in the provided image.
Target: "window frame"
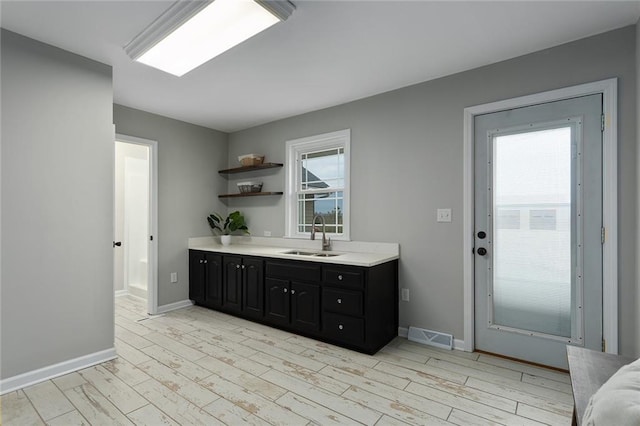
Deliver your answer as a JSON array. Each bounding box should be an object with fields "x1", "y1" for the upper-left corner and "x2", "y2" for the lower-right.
[{"x1": 285, "y1": 129, "x2": 351, "y2": 240}]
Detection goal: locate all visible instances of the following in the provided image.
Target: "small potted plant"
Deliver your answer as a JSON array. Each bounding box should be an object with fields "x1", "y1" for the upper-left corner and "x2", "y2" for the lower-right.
[{"x1": 207, "y1": 211, "x2": 249, "y2": 246}]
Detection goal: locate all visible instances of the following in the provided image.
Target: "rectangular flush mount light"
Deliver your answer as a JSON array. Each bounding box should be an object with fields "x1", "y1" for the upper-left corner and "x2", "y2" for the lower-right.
[{"x1": 125, "y1": 0, "x2": 295, "y2": 77}]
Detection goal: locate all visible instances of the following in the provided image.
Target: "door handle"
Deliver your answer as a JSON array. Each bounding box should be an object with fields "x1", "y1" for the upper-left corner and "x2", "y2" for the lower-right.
[
  {"x1": 113, "y1": 241, "x2": 122, "y2": 247},
  {"x1": 477, "y1": 247, "x2": 487, "y2": 256}
]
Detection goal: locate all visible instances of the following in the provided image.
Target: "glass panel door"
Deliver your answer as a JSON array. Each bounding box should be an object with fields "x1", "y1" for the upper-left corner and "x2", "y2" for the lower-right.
[{"x1": 474, "y1": 94, "x2": 603, "y2": 369}]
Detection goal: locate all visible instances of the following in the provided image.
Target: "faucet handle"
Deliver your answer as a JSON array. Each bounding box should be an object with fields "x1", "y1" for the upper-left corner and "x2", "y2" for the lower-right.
[{"x1": 324, "y1": 236, "x2": 332, "y2": 250}]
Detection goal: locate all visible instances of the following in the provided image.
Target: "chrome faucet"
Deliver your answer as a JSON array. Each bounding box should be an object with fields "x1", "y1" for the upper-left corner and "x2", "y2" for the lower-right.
[{"x1": 311, "y1": 215, "x2": 331, "y2": 251}]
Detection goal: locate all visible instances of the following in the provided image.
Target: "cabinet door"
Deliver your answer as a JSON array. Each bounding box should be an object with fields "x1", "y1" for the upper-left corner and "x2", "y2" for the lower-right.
[
  {"x1": 265, "y1": 277, "x2": 289, "y2": 326},
  {"x1": 291, "y1": 281, "x2": 320, "y2": 332},
  {"x1": 223, "y1": 256, "x2": 242, "y2": 312},
  {"x1": 189, "y1": 251, "x2": 206, "y2": 304},
  {"x1": 242, "y1": 257, "x2": 264, "y2": 318},
  {"x1": 204, "y1": 253, "x2": 223, "y2": 307}
]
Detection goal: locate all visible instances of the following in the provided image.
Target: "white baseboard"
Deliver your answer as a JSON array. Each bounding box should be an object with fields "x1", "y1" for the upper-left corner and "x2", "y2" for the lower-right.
[
  {"x1": 156, "y1": 299, "x2": 193, "y2": 314},
  {"x1": 398, "y1": 326, "x2": 467, "y2": 352},
  {"x1": 115, "y1": 289, "x2": 128, "y2": 297},
  {"x1": 0, "y1": 347, "x2": 117, "y2": 395},
  {"x1": 453, "y1": 339, "x2": 466, "y2": 351}
]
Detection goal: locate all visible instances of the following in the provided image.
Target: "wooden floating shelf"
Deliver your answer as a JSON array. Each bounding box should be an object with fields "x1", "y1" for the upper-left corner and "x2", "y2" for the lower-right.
[
  {"x1": 219, "y1": 191, "x2": 284, "y2": 199},
  {"x1": 219, "y1": 163, "x2": 283, "y2": 175}
]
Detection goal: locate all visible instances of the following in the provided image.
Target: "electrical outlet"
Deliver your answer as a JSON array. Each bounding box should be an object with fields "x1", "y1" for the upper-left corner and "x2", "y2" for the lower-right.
[
  {"x1": 401, "y1": 288, "x2": 410, "y2": 302},
  {"x1": 264, "y1": 230, "x2": 272, "y2": 237},
  {"x1": 437, "y1": 208, "x2": 452, "y2": 223},
  {"x1": 170, "y1": 272, "x2": 178, "y2": 283}
]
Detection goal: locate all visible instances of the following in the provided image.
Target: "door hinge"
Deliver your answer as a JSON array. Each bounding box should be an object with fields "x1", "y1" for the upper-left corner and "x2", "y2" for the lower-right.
[
  {"x1": 150, "y1": 235, "x2": 153, "y2": 241},
  {"x1": 601, "y1": 227, "x2": 605, "y2": 245},
  {"x1": 601, "y1": 114, "x2": 605, "y2": 132}
]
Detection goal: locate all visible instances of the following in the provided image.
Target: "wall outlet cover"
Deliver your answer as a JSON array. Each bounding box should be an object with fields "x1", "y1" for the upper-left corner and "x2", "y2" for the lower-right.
[
  {"x1": 437, "y1": 208, "x2": 452, "y2": 222},
  {"x1": 401, "y1": 288, "x2": 410, "y2": 302}
]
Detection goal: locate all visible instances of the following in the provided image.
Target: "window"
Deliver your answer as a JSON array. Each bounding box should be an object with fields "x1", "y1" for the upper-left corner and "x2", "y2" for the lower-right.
[
  {"x1": 530, "y1": 209, "x2": 557, "y2": 230},
  {"x1": 285, "y1": 129, "x2": 350, "y2": 240},
  {"x1": 496, "y1": 208, "x2": 521, "y2": 229}
]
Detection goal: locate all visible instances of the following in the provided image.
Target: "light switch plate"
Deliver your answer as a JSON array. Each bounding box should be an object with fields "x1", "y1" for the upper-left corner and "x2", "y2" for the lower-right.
[
  {"x1": 170, "y1": 272, "x2": 178, "y2": 283},
  {"x1": 437, "y1": 208, "x2": 452, "y2": 222}
]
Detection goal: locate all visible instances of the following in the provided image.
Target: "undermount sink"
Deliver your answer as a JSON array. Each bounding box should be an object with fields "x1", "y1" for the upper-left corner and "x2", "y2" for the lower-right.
[{"x1": 282, "y1": 250, "x2": 341, "y2": 257}]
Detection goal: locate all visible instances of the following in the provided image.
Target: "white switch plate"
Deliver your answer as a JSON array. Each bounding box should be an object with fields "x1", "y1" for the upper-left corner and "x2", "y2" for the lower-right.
[
  {"x1": 170, "y1": 272, "x2": 177, "y2": 283},
  {"x1": 401, "y1": 288, "x2": 410, "y2": 302},
  {"x1": 263, "y1": 230, "x2": 272, "y2": 237},
  {"x1": 437, "y1": 208, "x2": 452, "y2": 222}
]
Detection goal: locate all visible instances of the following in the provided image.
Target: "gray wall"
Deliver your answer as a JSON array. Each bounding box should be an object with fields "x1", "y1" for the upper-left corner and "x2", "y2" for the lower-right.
[
  {"x1": 1, "y1": 30, "x2": 114, "y2": 378},
  {"x1": 229, "y1": 26, "x2": 638, "y2": 356},
  {"x1": 113, "y1": 105, "x2": 228, "y2": 306},
  {"x1": 636, "y1": 18, "x2": 640, "y2": 356}
]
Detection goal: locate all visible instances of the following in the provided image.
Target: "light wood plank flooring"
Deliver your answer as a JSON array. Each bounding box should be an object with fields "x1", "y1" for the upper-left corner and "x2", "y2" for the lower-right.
[{"x1": 1, "y1": 296, "x2": 573, "y2": 425}]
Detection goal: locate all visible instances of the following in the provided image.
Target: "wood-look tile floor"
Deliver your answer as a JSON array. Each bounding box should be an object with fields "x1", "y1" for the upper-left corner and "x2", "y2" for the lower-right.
[{"x1": 1, "y1": 296, "x2": 574, "y2": 425}]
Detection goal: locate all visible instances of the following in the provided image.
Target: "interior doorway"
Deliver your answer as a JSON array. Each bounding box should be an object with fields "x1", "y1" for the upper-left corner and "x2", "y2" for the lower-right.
[{"x1": 114, "y1": 134, "x2": 158, "y2": 315}]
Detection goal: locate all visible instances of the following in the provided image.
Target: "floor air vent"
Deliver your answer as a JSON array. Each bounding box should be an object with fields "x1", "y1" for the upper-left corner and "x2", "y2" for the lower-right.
[{"x1": 407, "y1": 326, "x2": 453, "y2": 350}]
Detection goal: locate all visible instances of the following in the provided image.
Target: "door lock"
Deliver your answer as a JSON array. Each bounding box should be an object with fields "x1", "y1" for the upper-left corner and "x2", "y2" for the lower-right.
[
  {"x1": 477, "y1": 247, "x2": 487, "y2": 256},
  {"x1": 477, "y1": 231, "x2": 486, "y2": 239},
  {"x1": 113, "y1": 241, "x2": 122, "y2": 247}
]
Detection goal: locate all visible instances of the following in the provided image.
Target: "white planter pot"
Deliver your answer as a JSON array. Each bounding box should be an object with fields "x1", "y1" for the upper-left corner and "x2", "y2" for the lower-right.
[{"x1": 221, "y1": 235, "x2": 231, "y2": 246}]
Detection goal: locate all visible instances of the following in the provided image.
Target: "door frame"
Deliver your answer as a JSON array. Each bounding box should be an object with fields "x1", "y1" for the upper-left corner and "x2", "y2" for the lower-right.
[
  {"x1": 115, "y1": 133, "x2": 159, "y2": 315},
  {"x1": 462, "y1": 78, "x2": 618, "y2": 354}
]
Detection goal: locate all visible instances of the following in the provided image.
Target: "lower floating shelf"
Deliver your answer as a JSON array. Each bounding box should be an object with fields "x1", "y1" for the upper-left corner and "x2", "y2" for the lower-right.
[{"x1": 219, "y1": 191, "x2": 283, "y2": 199}]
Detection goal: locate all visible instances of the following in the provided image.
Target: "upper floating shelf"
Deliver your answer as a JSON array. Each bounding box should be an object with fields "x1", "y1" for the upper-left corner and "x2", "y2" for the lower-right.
[{"x1": 218, "y1": 163, "x2": 283, "y2": 175}]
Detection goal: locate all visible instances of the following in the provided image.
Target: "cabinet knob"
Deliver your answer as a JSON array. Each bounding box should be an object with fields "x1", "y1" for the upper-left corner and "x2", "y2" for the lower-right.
[
  {"x1": 199, "y1": 260, "x2": 203, "y2": 264},
  {"x1": 242, "y1": 265, "x2": 245, "y2": 269},
  {"x1": 204, "y1": 260, "x2": 207, "y2": 264},
  {"x1": 338, "y1": 274, "x2": 343, "y2": 281},
  {"x1": 337, "y1": 298, "x2": 342, "y2": 304},
  {"x1": 291, "y1": 289, "x2": 296, "y2": 295},
  {"x1": 284, "y1": 288, "x2": 288, "y2": 293},
  {"x1": 338, "y1": 324, "x2": 344, "y2": 330},
  {"x1": 236, "y1": 265, "x2": 240, "y2": 269}
]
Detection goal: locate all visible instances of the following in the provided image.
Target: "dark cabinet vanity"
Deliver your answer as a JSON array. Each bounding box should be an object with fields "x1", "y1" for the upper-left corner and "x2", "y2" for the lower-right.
[{"x1": 189, "y1": 249, "x2": 398, "y2": 354}]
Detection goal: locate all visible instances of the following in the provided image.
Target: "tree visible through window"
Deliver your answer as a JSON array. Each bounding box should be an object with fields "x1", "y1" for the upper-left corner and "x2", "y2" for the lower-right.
[{"x1": 286, "y1": 130, "x2": 350, "y2": 239}]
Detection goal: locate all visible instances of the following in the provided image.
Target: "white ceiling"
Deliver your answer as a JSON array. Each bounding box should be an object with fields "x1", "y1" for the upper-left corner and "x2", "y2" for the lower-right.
[{"x1": 2, "y1": 1, "x2": 639, "y2": 133}]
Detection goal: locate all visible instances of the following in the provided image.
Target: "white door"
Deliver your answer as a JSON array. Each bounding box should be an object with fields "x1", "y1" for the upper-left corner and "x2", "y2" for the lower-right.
[
  {"x1": 474, "y1": 94, "x2": 603, "y2": 369},
  {"x1": 114, "y1": 136, "x2": 157, "y2": 315}
]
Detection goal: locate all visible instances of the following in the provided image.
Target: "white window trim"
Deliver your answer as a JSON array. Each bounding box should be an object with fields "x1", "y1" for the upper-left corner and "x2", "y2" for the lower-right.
[
  {"x1": 285, "y1": 129, "x2": 351, "y2": 240},
  {"x1": 462, "y1": 78, "x2": 618, "y2": 354}
]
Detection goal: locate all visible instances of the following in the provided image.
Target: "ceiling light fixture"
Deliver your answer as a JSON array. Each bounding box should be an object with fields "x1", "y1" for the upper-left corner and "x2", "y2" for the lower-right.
[{"x1": 124, "y1": 0, "x2": 295, "y2": 77}]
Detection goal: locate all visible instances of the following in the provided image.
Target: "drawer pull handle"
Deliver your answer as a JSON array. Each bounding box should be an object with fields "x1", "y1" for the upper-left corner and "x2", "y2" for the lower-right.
[
  {"x1": 337, "y1": 298, "x2": 342, "y2": 304},
  {"x1": 284, "y1": 288, "x2": 288, "y2": 293},
  {"x1": 338, "y1": 324, "x2": 344, "y2": 330},
  {"x1": 338, "y1": 274, "x2": 343, "y2": 281},
  {"x1": 291, "y1": 289, "x2": 296, "y2": 295}
]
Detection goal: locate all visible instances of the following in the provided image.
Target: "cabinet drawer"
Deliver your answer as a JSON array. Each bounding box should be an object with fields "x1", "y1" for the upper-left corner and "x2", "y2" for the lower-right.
[
  {"x1": 266, "y1": 261, "x2": 321, "y2": 282},
  {"x1": 323, "y1": 288, "x2": 363, "y2": 316},
  {"x1": 323, "y1": 313, "x2": 365, "y2": 344},
  {"x1": 323, "y1": 266, "x2": 363, "y2": 288}
]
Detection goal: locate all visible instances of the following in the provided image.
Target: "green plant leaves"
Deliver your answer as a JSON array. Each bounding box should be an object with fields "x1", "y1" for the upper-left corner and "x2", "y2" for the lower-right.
[{"x1": 206, "y1": 211, "x2": 249, "y2": 235}]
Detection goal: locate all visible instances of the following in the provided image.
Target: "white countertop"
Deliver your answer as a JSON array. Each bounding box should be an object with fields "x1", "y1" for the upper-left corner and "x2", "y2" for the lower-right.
[{"x1": 188, "y1": 236, "x2": 399, "y2": 267}]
